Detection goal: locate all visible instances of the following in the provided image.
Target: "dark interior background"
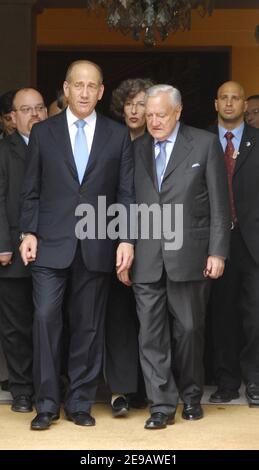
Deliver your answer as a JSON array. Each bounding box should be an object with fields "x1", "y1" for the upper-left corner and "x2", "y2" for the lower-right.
[{"x1": 37, "y1": 49, "x2": 230, "y2": 129}]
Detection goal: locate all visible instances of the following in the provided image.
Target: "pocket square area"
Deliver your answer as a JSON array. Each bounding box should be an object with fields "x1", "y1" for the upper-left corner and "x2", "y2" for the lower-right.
[{"x1": 191, "y1": 163, "x2": 201, "y2": 168}]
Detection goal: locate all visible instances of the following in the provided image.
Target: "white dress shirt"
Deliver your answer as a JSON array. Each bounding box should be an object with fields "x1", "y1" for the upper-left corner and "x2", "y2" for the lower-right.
[
  {"x1": 66, "y1": 106, "x2": 96, "y2": 155},
  {"x1": 154, "y1": 121, "x2": 180, "y2": 185}
]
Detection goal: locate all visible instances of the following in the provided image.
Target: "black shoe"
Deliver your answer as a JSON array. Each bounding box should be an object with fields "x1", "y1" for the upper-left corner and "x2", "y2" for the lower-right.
[
  {"x1": 246, "y1": 383, "x2": 259, "y2": 407},
  {"x1": 209, "y1": 388, "x2": 240, "y2": 403},
  {"x1": 31, "y1": 412, "x2": 59, "y2": 430},
  {"x1": 127, "y1": 393, "x2": 147, "y2": 409},
  {"x1": 0, "y1": 380, "x2": 9, "y2": 391},
  {"x1": 182, "y1": 404, "x2": 203, "y2": 420},
  {"x1": 65, "y1": 411, "x2": 95, "y2": 426},
  {"x1": 145, "y1": 412, "x2": 175, "y2": 430},
  {"x1": 11, "y1": 395, "x2": 33, "y2": 413},
  {"x1": 111, "y1": 396, "x2": 129, "y2": 417}
]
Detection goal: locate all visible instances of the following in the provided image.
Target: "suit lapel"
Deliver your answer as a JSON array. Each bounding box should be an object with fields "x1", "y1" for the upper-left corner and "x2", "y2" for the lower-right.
[
  {"x1": 48, "y1": 112, "x2": 113, "y2": 184},
  {"x1": 209, "y1": 122, "x2": 255, "y2": 176},
  {"x1": 82, "y1": 113, "x2": 113, "y2": 182},
  {"x1": 9, "y1": 132, "x2": 27, "y2": 160},
  {"x1": 234, "y1": 125, "x2": 255, "y2": 175},
  {"x1": 48, "y1": 110, "x2": 78, "y2": 180},
  {"x1": 139, "y1": 125, "x2": 193, "y2": 191},
  {"x1": 163, "y1": 124, "x2": 193, "y2": 182},
  {"x1": 138, "y1": 134, "x2": 158, "y2": 191}
]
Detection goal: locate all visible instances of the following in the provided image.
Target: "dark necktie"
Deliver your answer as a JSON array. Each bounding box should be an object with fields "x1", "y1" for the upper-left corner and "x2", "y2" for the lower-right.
[
  {"x1": 156, "y1": 140, "x2": 167, "y2": 191},
  {"x1": 224, "y1": 131, "x2": 237, "y2": 225}
]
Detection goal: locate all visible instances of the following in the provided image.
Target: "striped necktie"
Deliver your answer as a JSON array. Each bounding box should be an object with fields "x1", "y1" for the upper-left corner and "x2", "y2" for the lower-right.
[
  {"x1": 74, "y1": 119, "x2": 89, "y2": 184},
  {"x1": 156, "y1": 140, "x2": 168, "y2": 191}
]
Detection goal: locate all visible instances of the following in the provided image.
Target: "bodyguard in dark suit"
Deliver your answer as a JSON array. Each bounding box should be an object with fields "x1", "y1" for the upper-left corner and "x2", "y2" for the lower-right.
[
  {"x1": 130, "y1": 85, "x2": 230, "y2": 429},
  {"x1": 0, "y1": 88, "x2": 47, "y2": 412},
  {"x1": 19, "y1": 60, "x2": 134, "y2": 430},
  {"x1": 208, "y1": 81, "x2": 259, "y2": 407}
]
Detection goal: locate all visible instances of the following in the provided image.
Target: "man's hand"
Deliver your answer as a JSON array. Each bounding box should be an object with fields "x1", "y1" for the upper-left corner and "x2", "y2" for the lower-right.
[
  {"x1": 116, "y1": 242, "x2": 134, "y2": 275},
  {"x1": 0, "y1": 254, "x2": 12, "y2": 266},
  {"x1": 117, "y1": 268, "x2": 132, "y2": 287},
  {"x1": 203, "y1": 255, "x2": 225, "y2": 279},
  {"x1": 19, "y1": 234, "x2": 38, "y2": 266}
]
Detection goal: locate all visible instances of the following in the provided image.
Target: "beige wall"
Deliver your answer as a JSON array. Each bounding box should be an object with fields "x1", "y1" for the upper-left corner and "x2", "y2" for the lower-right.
[{"x1": 37, "y1": 7, "x2": 259, "y2": 95}]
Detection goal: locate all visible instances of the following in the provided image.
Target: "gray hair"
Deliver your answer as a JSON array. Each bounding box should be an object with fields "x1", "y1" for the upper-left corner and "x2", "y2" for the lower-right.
[{"x1": 145, "y1": 84, "x2": 182, "y2": 107}]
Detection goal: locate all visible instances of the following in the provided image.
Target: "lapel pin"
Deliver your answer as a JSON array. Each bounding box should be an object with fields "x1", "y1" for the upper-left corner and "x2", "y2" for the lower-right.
[
  {"x1": 232, "y1": 150, "x2": 239, "y2": 160},
  {"x1": 246, "y1": 141, "x2": 251, "y2": 147}
]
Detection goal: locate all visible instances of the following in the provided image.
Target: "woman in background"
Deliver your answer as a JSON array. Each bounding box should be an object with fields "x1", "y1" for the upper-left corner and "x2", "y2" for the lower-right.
[{"x1": 106, "y1": 78, "x2": 154, "y2": 417}]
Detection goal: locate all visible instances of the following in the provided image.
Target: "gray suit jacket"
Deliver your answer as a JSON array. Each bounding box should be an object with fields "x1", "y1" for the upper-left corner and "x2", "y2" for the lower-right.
[{"x1": 132, "y1": 123, "x2": 231, "y2": 283}]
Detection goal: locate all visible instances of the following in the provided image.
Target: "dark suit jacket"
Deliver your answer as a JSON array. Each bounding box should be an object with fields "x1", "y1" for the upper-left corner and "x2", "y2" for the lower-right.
[
  {"x1": 20, "y1": 110, "x2": 134, "y2": 271},
  {"x1": 0, "y1": 132, "x2": 31, "y2": 278},
  {"x1": 132, "y1": 123, "x2": 231, "y2": 283},
  {"x1": 209, "y1": 122, "x2": 259, "y2": 266}
]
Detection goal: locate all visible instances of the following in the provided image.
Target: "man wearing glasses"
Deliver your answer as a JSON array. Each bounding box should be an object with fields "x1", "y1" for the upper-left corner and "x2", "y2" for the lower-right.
[
  {"x1": 245, "y1": 95, "x2": 259, "y2": 129},
  {"x1": 0, "y1": 88, "x2": 47, "y2": 413}
]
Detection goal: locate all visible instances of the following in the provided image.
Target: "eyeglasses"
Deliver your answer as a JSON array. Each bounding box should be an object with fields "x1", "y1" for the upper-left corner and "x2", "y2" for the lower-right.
[
  {"x1": 14, "y1": 105, "x2": 46, "y2": 114},
  {"x1": 124, "y1": 101, "x2": 145, "y2": 109},
  {"x1": 245, "y1": 109, "x2": 259, "y2": 118}
]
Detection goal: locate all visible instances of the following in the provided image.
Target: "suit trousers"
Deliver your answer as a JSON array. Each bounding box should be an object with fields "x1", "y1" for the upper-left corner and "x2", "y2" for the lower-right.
[
  {"x1": 31, "y1": 245, "x2": 110, "y2": 414},
  {"x1": 105, "y1": 274, "x2": 142, "y2": 394},
  {"x1": 0, "y1": 277, "x2": 33, "y2": 398},
  {"x1": 133, "y1": 271, "x2": 208, "y2": 414},
  {"x1": 210, "y1": 226, "x2": 259, "y2": 389}
]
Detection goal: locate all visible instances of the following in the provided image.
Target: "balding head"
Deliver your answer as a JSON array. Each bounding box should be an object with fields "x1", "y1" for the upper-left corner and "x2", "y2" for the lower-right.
[
  {"x1": 63, "y1": 60, "x2": 104, "y2": 119},
  {"x1": 215, "y1": 81, "x2": 247, "y2": 129},
  {"x1": 12, "y1": 88, "x2": 47, "y2": 136},
  {"x1": 217, "y1": 81, "x2": 245, "y2": 100},
  {"x1": 65, "y1": 60, "x2": 103, "y2": 84}
]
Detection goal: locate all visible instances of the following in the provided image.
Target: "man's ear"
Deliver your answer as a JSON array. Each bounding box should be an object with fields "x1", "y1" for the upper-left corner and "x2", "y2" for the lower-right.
[
  {"x1": 176, "y1": 104, "x2": 183, "y2": 121},
  {"x1": 63, "y1": 81, "x2": 69, "y2": 99},
  {"x1": 10, "y1": 110, "x2": 17, "y2": 126},
  {"x1": 98, "y1": 84, "x2": 105, "y2": 101}
]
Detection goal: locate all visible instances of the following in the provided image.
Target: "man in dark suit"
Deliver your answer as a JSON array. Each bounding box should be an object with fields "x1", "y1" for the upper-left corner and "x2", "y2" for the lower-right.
[
  {"x1": 0, "y1": 89, "x2": 17, "y2": 390},
  {"x1": 0, "y1": 87, "x2": 47, "y2": 411},
  {"x1": 19, "y1": 60, "x2": 134, "y2": 430},
  {"x1": 208, "y1": 81, "x2": 259, "y2": 407},
  {"x1": 129, "y1": 84, "x2": 230, "y2": 429}
]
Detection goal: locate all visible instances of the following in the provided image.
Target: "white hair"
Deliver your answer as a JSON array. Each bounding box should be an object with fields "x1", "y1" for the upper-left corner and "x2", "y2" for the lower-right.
[{"x1": 145, "y1": 84, "x2": 182, "y2": 107}]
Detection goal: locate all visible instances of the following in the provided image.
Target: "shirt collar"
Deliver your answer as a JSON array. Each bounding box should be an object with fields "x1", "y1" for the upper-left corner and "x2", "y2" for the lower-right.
[
  {"x1": 218, "y1": 122, "x2": 245, "y2": 141},
  {"x1": 18, "y1": 132, "x2": 29, "y2": 145},
  {"x1": 66, "y1": 106, "x2": 96, "y2": 128}
]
